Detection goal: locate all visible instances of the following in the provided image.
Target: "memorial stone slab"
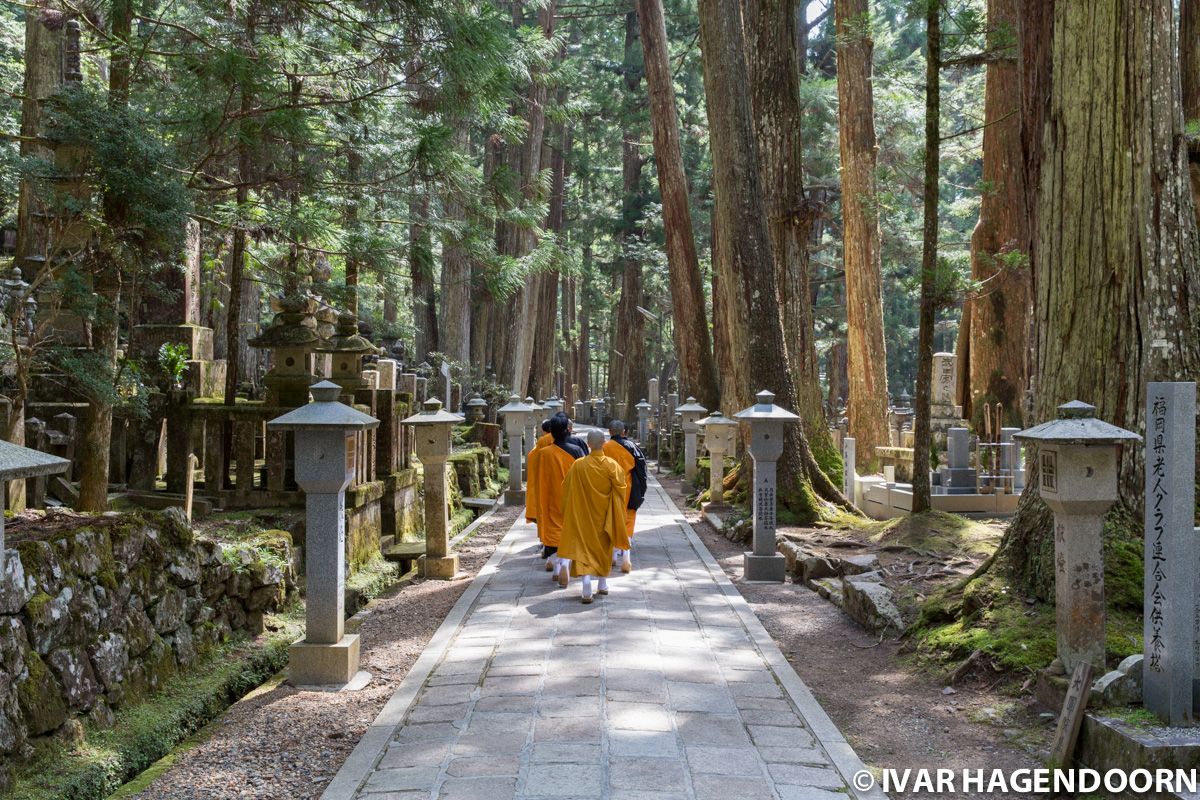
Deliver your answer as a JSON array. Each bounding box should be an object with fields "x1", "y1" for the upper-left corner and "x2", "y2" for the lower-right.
[
  {"x1": 1142, "y1": 382, "x2": 1197, "y2": 727},
  {"x1": 376, "y1": 359, "x2": 398, "y2": 392},
  {"x1": 938, "y1": 427, "x2": 977, "y2": 494}
]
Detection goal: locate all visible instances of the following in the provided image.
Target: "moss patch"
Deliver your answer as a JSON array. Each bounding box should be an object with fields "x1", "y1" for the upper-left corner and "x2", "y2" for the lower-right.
[
  {"x1": 8, "y1": 610, "x2": 302, "y2": 800},
  {"x1": 831, "y1": 510, "x2": 1000, "y2": 559}
]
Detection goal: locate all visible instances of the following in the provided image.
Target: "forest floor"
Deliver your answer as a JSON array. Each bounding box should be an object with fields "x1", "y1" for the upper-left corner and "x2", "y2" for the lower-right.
[
  {"x1": 123, "y1": 503, "x2": 520, "y2": 800},
  {"x1": 657, "y1": 472, "x2": 1053, "y2": 800}
]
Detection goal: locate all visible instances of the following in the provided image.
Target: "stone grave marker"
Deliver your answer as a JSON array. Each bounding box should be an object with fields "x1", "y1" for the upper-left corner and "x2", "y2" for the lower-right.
[
  {"x1": 735, "y1": 391, "x2": 798, "y2": 582},
  {"x1": 1142, "y1": 381, "x2": 1197, "y2": 727}
]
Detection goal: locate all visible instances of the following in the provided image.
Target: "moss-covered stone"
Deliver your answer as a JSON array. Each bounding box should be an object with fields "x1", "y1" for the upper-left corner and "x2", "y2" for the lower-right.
[{"x1": 17, "y1": 652, "x2": 68, "y2": 736}]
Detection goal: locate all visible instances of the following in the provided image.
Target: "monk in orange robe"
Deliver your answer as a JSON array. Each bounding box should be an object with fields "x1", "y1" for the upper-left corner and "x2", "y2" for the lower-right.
[
  {"x1": 525, "y1": 420, "x2": 554, "y2": 568},
  {"x1": 559, "y1": 430, "x2": 630, "y2": 603},
  {"x1": 601, "y1": 420, "x2": 646, "y2": 573},
  {"x1": 535, "y1": 414, "x2": 585, "y2": 585}
]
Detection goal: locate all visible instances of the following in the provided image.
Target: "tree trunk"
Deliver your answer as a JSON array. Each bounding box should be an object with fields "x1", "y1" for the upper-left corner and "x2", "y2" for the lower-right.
[
  {"x1": 79, "y1": 0, "x2": 134, "y2": 511},
  {"x1": 1001, "y1": 0, "x2": 1200, "y2": 599},
  {"x1": 745, "y1": 0, "x2": 836, "y2": 468},
  {"x1": 636, "y1": 0, "x2": 720, "y2": 410},
  {"x1": 440, "y1": 126, "x2": 472, "y2": 367},
  {"x1": 961, "y1": 0, "x2": 1030, "y2": 426},
  {"x1": 1183, "y1": 0, "x2": 1200, "y2": 230},
  {"x1": 529, "y1": 115, "x2": 566, "y2": 399},
  {"x1": 700, "y1": 0, "x2": 851, "y2": 517},
  {"x1": 410, "y1": 188, "x2": 438, "y2": 362},
  {"x1": 835, "y1": 0, "x2": 890, "y2": 472},
  {"x1": 615, "y1": 9, "x2": 648, "y2": 419},
  {"x1": 910, "y1": 0, "x2": 940, "y2": 514}
]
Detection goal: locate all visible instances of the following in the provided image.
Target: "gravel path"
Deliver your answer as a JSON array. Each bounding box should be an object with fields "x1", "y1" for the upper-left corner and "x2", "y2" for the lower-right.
[{"x1": 131, "y1": 504, "x2": 520, "y2": 800}]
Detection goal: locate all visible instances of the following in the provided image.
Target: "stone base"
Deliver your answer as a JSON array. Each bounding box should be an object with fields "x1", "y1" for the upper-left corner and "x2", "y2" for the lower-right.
[
  {"x1": 419, "y1": 554, "x2": 459, "y2": 580},
  {"x1": 289, "y1": 634, "x2": 360, "y2": 687},
  {"x1": 504, "y1": 489, "x2": 526, "y2": 505},
  {"x1": 743, "y1": 553, "x2": 786, "y2": 583},
  {"x1": 702, "y1": 501, "x2": 730, "y2": 514}
]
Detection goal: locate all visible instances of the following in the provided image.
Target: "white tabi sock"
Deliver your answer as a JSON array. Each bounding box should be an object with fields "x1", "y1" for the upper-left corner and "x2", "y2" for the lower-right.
[
  {"x1": 598, "y1": 577, "x2": 608, "y2": 593},
  {"x1": 582, "y1": 575, "x2": 593, "y2": 598}
]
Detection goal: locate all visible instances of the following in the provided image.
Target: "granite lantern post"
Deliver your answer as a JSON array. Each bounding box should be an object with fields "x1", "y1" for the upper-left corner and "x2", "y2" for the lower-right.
[
  {"x1": 675, "y1": 397, "x2": 708, "y2": 482},
  {"x1": 1142, "y1": 382, "x2": 1197, "y2": 726},
  {"x1": 524, "y1": 397, "x2": 542, "y2": 455},
  {"x1": 498, "y1": 395, "x2": 533, "y2": 504},
  {"x1": 697, "y1": 411, "x2": 737, "y2": 509},
  {"x1": 635, "y1": 399, "x2": 652, "y2": 443},
  {"x1": 0, "y1": 441, "x2": 68, "y2": 568},
  {"x1": 403, "y1": 398, "x2": 464, "y2": 579},
  {"x1": 466, "y1": 394, "x2": 488, "y2": 424},
  {"x1": 268, "y1": 381, "x2": 378, "y2": 687},
  {"x1": 735, "y1": 391, "x2": 799, "y2": 582},
  {"x1": 1013, "y1": 401, "x2": 1140, "y2": 672}
]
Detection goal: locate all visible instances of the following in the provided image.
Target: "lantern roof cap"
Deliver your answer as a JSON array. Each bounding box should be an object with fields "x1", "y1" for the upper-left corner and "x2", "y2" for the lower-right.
[
  {"x1": 402, "y1": 397, "x2": 464, "y2": 425},
  {"x1": 734, "y1": 390, "x2": 800, "y2": 422},
  {"x1": 697, "y1": 410, "x2": 738, "y2": 427},
  {"x1": 497, "y1": 394, "x2": 533, "y2": 415},
  {"x1": 1013, "y1": 401, "x2": 1141, "y2": 445},
  {"x1": 268, "y1": 381, "x2": 379, "y2": 431},
  {"x1": 675, "y1": 397, "x2": 708, "y2": 414}
]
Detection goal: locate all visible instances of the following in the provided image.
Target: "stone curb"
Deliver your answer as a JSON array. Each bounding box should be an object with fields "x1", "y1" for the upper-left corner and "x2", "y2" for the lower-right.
[
  {"x1": 656, "y1": 480, "x2": 889, "y2": 800},
  {"x1": 320, "y1": 516, "x2": 527, "y2": 800}
]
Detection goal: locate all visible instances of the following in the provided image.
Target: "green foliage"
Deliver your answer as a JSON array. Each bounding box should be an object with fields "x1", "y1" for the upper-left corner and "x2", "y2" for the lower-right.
[{"x1": 156, "y1": 343, "x2": 190, "y2": 390}]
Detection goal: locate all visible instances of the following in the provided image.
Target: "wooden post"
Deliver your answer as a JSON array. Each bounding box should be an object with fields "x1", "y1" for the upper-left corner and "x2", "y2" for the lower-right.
[{"x1": 185, "y1": 453, "x2": 199, "y2": 522}]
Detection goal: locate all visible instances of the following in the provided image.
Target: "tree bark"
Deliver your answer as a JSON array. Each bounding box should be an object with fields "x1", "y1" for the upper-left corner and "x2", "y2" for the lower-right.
[
  {"x1": 835, "y1": 0, "x2": 890, "y2": 472},
  {"x1": 1002, "y1": 0, "x2": 1200, "y2": 599},
  {"x1": 910, "y1": 0, "x2": 940, "y2": 514},
  {"x1": 745, "y1": 0, "x2": 834, "y2": 465},
  {"x1": 1182, "y1": 0, "x2": 1200, "y2": 230},
  {"x1": 440, "y1": 126, "x2": 472, "y2": 367},
  {"x1": 961, "y1": 0, "x2": 1030, "y2": 426},
  {"x1": 410, "y1": 188, "x2": 438, "y2": 362},
  {"x1": 636, "y1": 0, "x2": 720, "y2": 410},
  {"x1": 700, "y1": 0, "x2": 852, "y2": 516}
]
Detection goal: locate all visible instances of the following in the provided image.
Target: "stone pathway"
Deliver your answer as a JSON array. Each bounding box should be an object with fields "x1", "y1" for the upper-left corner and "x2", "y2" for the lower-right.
[{"x1": 323, "y1": 478, "x2": 883, "y2": 800}]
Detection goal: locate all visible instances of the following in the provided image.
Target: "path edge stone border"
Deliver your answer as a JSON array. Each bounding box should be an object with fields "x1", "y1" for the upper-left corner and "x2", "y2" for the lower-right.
[
  {"x1": 319, "y1": 517, "x2": 526, "y2": 799},
  {"x1": 656, "y1": 481, "x2": 889, "y2": 800}
]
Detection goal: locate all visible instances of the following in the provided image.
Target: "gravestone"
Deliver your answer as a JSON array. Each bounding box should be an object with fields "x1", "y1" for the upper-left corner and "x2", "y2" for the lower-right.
[
  {"x1": 735, "y1": 391, "x2": 797, "y2": 582},
  {"x1": 929, "y1": 352, "x2": 967, "y2": 439},
  {"x1": 1015, "y1": 401, "x2": 1140, "y2": 672},
  {"x1": 415, "y1": 377, "x2": 428, "y2": 403},
  {"x1": 648, "y1": 377, "x2": 659, "y2": 408},
  {"x1": 1142, "y1": 382, "x2": 1197, "y2": 727},
  {"x1": 595, "y1": 397, "x2": 606, "y2": 426},
  {"x1": 440, "y1": 361, "x2": 452, "y2": 408},
  {"x1": 636, "y1": 400, "x2": 652, "y2": 444},
  {"x1": 268, "y1": 381, "x2": 378, "y2": 687},
  {"x1": 376, "y1": 359, "x2": 398, "y2": 391},
  {"x1": 398, "y1": 372, "x2": 417, "y2": 402},
  {"x1": 938, "y1": 427, "x2": 977, "y2": 494}
]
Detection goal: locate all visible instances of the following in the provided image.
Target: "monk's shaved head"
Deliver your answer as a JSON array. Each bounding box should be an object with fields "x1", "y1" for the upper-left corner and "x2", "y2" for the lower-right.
[
  {"x1": 608, "y1": 419, "x2": 625, "y2": 435},
  {"x1": 587, "y1": 430, "x2": 605, "y2": 451}
]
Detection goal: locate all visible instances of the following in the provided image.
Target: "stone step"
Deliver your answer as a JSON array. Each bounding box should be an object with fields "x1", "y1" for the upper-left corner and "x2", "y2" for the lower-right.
[
  {"x1": 383, "y1": 541, "x2": 427, "y2": 572},
  {"x1": 461, "y1": 496, "x2": 496, "y2": 511}
]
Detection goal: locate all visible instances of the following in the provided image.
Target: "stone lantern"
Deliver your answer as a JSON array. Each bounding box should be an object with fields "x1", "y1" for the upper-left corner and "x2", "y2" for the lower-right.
[
  {"x1": 524, "y1": 397, "x2": 543, "y2": 456},
  {"x1": 1014, "y1": 400, "x2": 1140, "y2": 672},
  {"x1": 249, "y1": 294, "x2": 321, "y2": 408},
  {"x1": 675, "y1": 397, "x2": 709, "y2": 482},
  {"x1": 402, "y1": 398, "x2": 465, "y2": 579},
  {"x1": 268, "y1": 381, "x2": 379, "y2": 687},
  {"x1": 635, "y1": 399, "x2": 652, "y2": 443},
  {"x1": 735, "y1": 390, "x2": 799, "y2": 582},
  {"x1": 497, "y1": 395, "x2": 533, "y2": 503},
  {"x1": 0, "y1": 441, "x2": 68, "y2": 566},
  {"x1": 545, "y1": 396, "x2": 564, "y2": 417},
  {"x1": 697, "y1": 411, "x2": 738, "y2": 509},
  {"x1": 466, "y1": 394, "x2": 488, "y2": 424},
  {"x1": 314, "y1": 312, "x2": 376, "y2": 404}
]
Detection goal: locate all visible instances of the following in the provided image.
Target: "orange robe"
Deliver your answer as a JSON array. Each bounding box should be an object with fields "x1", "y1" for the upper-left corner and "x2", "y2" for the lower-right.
[
  {"x1": 533, "y1": 443, "x2": 579, "y2": 547},
  {"x1": 602, "y1": 439, "x2": 638, "y2": 540},
  {"x1": 559, "y1": 451, "x2": 630, "y2": 577},
  {"x1": 525, "y1": 433, "x2": 554, "y2": 534}
]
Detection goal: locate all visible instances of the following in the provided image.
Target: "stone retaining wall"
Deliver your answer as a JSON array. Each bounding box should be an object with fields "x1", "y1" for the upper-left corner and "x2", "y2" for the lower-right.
[{"x1": 0, "y1": 509, "x2": 292, "y2": 766}]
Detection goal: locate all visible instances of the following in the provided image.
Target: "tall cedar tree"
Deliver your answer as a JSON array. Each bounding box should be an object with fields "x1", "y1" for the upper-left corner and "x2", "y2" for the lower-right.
[{"x1": 835, "y1": 0, "x2": 890, "y2": 472}]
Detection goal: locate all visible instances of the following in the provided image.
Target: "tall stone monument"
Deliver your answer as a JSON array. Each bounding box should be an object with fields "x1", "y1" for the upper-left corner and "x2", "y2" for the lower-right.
[
  {"x1": 268, "y1": 381, "x2": 378, "y2": 687},
  {"x1": 929, "y1": 352, "x2": 967, "y2": 440},
  {"x1": 1142, "y1": 382, "x2": 1197, "y2": 726},
  {"x1": 735, "y1": 391, "x2": 798, "y2": 583},
  {"x1": 1014, "y1": 401, "x2": 1140, "y2": 672}
]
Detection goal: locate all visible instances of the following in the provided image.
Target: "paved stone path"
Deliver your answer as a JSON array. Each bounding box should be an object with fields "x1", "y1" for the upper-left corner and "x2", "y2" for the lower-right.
[{"x1": 324, "y1": 478, "x2": 882, "y2": 800}]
